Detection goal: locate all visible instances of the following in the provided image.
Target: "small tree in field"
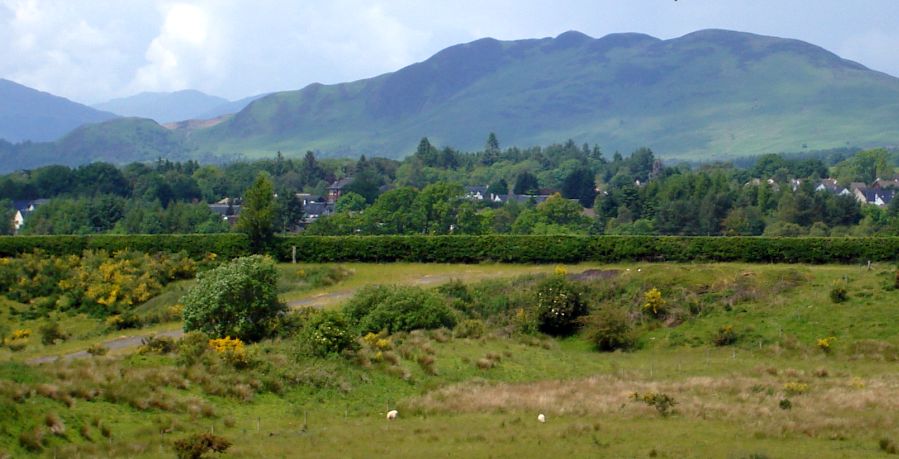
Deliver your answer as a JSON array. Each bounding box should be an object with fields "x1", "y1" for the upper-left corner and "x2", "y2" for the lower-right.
[{"x1": 181, "y1": 255, "x2": 284, "y2": 342}]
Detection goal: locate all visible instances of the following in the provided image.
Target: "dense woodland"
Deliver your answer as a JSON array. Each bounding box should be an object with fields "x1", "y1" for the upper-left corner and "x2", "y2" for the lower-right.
[{"x1": 2, "y1": 135, "x2": 898, "y2": 237}]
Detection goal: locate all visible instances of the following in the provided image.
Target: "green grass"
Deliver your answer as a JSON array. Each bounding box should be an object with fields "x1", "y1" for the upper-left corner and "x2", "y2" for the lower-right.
[{"x1": 1, "y1": 262, "x2": 897, "y2": 457}]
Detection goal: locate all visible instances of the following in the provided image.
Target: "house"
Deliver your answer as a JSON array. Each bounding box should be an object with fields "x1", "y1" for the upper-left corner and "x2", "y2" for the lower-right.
[
  {"x1": 302, "y1": 201, "x2": 334, "y2": 223},
  {"x1": 815, "y1": 179, "x2": 850, "y2": 196},
  {"x1": 465, "y1": 186, "x2": 490, "y2": 201},
  {"x1": 11, "y1": 199, "x2": 48, "y2": 232},
  {"x1": 854, "y1": 188, "x2": 895, "y2": 207},
  {"x1": 295, "y1": 193, "x2": 323, "y2": 206},
  {"x1": 873, "y1": 178, "x2": 899, "y2": 190},
  {"x1": 327, "y1": 177, "x2": 354, "y2": 203},
  {"x1": 208, "y1": 199, "x2": 241, "y2": 225}
]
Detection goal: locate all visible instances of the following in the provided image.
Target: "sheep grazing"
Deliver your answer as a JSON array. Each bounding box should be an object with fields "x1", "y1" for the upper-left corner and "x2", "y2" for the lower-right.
[
  {"x1": 537, "y1": 413, "x2": 546, "y2": 423},
  {"x1": 386, "y1": 410, "x2": 398, "y2": 420}
]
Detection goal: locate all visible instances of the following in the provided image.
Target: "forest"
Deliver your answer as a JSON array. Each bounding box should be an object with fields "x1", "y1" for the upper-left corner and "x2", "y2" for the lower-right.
[{"x1": 2, "y1": 135, "x2": 898, "y2": 237}]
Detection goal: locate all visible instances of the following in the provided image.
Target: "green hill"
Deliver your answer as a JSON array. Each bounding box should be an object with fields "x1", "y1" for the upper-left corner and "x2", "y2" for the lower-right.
[
  {"x1": 191, "y1": 29, "x2": 899, "y2": 160},
  {"x1": 4, "y1": 28, "x2": 899, "y2": 171}
]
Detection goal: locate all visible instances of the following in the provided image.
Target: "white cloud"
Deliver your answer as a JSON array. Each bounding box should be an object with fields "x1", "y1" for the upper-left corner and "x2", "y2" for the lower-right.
[{"x1": 130, "y1": 2, "x2": 222, "y2": 93}]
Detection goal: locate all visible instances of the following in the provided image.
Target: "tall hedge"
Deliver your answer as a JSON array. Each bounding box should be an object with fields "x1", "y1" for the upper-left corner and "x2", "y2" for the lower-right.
[
  {"x1": 2, "y1": 234, "x2": 897, "y2": 264},
  {"x1": 0, "y1": 234, "x2": 248, "y2": 259},
  {"x1": 275, "y1": 235, "x2": 899, "y2": 264}
]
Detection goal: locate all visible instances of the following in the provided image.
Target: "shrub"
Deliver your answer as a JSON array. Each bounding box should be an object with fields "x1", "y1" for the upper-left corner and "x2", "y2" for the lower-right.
[
  {"x1": 453, "y1": 319, "x2": 487, "y2": 339},
  {"x1": 641, "y1": 288, "x2": 666, "y2": 317},
  {"x1": 38, "y1": 321, "x2": 67, "y2": 345},
  {"x1": 139, "y1": 335, "x2": 177, "y2": 354},
  {"x1": 712, "y1": 325, "x2": 738, "y2": 346},
  {"x1": 177, "y1": 331, "x2": 209, "y2": 366},
  {"x1": 778, "y1": 398, "x2": 792, "y2": 410},
  {"x1": 631, "y1": 392, "x2": 677, "y2": 416},
  {"x1": 181, "y1": 255, "x2": 285, "y2": 342},
  {"x1": 880, "y1": 437, "x2": 898, "y2": 455},
  {"x1": 86, "y1": 343, "x2": 108, "y2": 356},
  {"x1": 208, "y1": 337, "x2": 250, "y2": 368},
  {"x1": 829, "y1": 282, "x2": 849, "y2": 303},
  {"x1": 583, "y1": 307, "x2": 635, "y2": 351},
  {"x1": 298, "y1": 310, "x2": 357, "y2": 357},
  {"x1": 816, "y1": 336, "x2": 836, "y2": 353},
  {"x1": 534, "y1": 275, "x2": 587, "y2": 336},
  {"x1": 343, "y1": 285, "x2": 456, "y2": 334},
  {"x1": 173, "y1": 432, "x2": 231, "y2": 459}
]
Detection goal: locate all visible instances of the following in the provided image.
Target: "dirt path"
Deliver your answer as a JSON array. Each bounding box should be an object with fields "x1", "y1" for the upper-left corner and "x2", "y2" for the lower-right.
[{"x1": 28, "y1": 329, "x2": 185, "y2": 365}]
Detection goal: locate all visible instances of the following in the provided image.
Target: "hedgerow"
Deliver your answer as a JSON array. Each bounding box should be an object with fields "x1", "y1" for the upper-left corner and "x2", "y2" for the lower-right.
[
  {"x1": 2, "y1": 234, "x2": 898, "y2": 264},
  {"x1": 0, "y1": 234, "x2": 248, "y2": 259},
  {"x1": 276, "y1": 235, "x2": 899, "y2": 264}
]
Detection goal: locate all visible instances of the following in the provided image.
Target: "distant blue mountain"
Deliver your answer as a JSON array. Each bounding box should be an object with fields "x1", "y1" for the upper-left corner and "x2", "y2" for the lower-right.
[{"x1": 0, "y1": 79, "x2": 117, "y2": 142}]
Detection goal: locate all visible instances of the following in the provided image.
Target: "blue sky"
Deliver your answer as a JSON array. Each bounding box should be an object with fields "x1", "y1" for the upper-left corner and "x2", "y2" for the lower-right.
[{"x1": 2, "y1": 0, "x2": 898, "y2": 104}]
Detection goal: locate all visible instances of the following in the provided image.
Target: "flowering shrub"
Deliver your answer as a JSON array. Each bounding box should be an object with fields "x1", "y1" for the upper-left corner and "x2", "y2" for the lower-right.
[
  {"x1": 712, "y1": 325, "x2": 738, "y2": 346},
  {"x1": 3, "y1": 328, "x2": 31, "y2": 351},
  {"x1": 208, "y1": 336, "x2": 249, "y2": 367},
  {"x1": 0, "y1": 250, "x2": 197, "y2": 317},
  {"x1": 784, "y1": 382, "x2": 809, "y2": 395},
  {"x1": 299, "y1": 310, "x2": 357, "y2": 357},
  {"x1": 817, "y1": 336, "x2": 836, "y2": 353},
  {"x1": 534, "y1": 276, "x2": 587, "y2": 336},
  {"x1": 641, "y1": 288, "x2": 666, "y2": 317}
]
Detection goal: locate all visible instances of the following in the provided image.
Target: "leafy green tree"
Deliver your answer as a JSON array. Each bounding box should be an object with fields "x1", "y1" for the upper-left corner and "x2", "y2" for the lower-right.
[
  {"x1": 413, "y1": 182, "x2": 464, "y2": 234},
  {"x1": 181, "y1": 255, "x2": 285, "y2": 342},
  {"x1": 237, "y1": 173, "x2": 277, "y2": 253},
  {"x1": 364, "y1": 187, "x2": 419, "y2": 234},
  {"x1": 276, "y1": 192, "x2": 305, "y2": 232},
  {"x1": 335, "y1": 192, "x2": 367, "y2": 212}
]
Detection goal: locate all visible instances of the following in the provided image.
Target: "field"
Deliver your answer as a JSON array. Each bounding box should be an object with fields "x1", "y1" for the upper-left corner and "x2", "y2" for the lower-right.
[{"x1": 1, "y1": 261, "x2": 897, "y2": 458}]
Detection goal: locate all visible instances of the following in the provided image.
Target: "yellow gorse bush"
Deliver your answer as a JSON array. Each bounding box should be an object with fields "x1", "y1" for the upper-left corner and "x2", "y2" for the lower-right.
[
  {"x1": 784, "y1": 381, "x2": 810, "y2": 395},
  {"x1": 642, "y1": 288, "x2": 666, "y2": 316},
  {"x1": 817, "y1": 336, "x2": 836, "y2": 352},
  {"x1": 208, "y1": 336, "x2": 249, "y2": 367}
]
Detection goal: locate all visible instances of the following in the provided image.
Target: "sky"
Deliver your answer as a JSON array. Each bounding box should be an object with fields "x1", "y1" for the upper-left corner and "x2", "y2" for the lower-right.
[{"x1": 2, "y1": 0, "x2": 899, "y2": 105}]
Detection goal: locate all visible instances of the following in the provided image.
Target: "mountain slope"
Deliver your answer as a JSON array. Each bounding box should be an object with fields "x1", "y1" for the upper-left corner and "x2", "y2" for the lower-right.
[
  {"x1": 197, "y1": 93, "x2": 270, "y2": 120},
  {"x1": 94, "y1": 90, "x2": 230, "y2": 124},
  {"x1": 192, "y1": 29, "x2": 899, "y2": 160},
  {"x1": 0, "y1": 79, "x2": 117, "y2": 142}
]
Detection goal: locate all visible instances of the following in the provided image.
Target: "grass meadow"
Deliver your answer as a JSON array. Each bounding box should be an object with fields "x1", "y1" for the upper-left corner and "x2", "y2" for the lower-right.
[{"x1": 0, "y1": 261, "x2": 897, "y2": 458}]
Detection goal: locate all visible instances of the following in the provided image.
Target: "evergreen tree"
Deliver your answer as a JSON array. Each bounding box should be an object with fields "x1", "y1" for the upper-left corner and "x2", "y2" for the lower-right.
[
  {"x1": 237, "y1": 173, "x2": 277, "y2": 253},
  {"x1": 513, "y1": 171, "x2": 540, "y2": 194}
]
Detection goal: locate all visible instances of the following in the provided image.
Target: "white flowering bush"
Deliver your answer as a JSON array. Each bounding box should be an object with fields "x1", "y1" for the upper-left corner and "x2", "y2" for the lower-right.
[
  {"x1": 534, "y1": 275, "x2": 587, "y2": 336},
  {"x1": 299, "y1": 310, "x2": 357, "y2": 357}
]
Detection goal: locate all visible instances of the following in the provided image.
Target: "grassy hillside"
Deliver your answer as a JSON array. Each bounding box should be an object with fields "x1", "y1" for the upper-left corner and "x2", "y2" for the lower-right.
[
  {"x1": 192, "y1": 29, "x2": 899, "y2": 160},
  {"x1": 1, "y1": 261, "x2": 897, "y2": 457}
]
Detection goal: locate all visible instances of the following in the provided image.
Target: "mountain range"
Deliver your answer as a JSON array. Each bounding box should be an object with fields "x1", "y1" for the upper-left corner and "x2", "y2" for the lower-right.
[
  {"x1": 0, "y1": 79, "x2": 117, "y2": 143},
  {"x1": 3, "y1": 29, "x2": 899, "y2": 172},
  {"x1": 92, "y1": 90, "x2": 269, "y2": 124}
]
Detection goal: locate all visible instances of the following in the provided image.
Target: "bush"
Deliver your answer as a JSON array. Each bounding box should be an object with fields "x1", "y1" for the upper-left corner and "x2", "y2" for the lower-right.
[
  {"x1": 298, "y1": 310, "x2": 357, "y2": 357},
  {"x1": 641, "y1": 288, "x2": 666, "y2": 317},
  {"x1": 181, "y1": 255, "x2": 285, "y2": 342},
  {"x1": 173, "y1": 432, "x2": 231, "y2": 459},
  {"x1": 177, "y1": 331, "x2": 209, "y2": 366},
  {"x1": 534, "y1": 276, "x2": 587, "y2": 336},
  {"x1": 38, "y1": 321, "x2": 67, "y2": 345},
  {"x1": 583, "y1": 307, "x2": 636, "y2": 351},
  {"x1": 139, "y1": 335, "x2": 177, "y2": 354},
  {"x1": 454, "y1": 319, "x2": 487, "y2": 339},
  {"x1": 829, "y1": 282, "x2": 849, "y2": 303},
  {"x1": 631, "y1": 392, "x2": 677, "y2": 416},
  {"x1": 343, "y1": 285, "x2": 456, "y2": 334},
  {"x1": 86, "y1": 343, "x2": 108, "y2": 356},
  {"x1": 712, "y1": 325, "x2": 738, "y2": 346}
]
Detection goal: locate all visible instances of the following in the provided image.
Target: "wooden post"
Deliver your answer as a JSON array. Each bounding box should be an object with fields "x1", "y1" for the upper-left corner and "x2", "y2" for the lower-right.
[{"x1": 292, "y1": 245, "x2": 297, "y2": 264}]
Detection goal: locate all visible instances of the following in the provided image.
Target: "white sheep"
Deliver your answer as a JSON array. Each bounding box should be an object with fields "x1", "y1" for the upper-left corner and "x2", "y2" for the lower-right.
[
  {"x1": 386, "y1": 409, "x2": 398, "y2": 420},
  {"x1": 537, "y1": 413, "x2": 546, "y2": 423}
]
